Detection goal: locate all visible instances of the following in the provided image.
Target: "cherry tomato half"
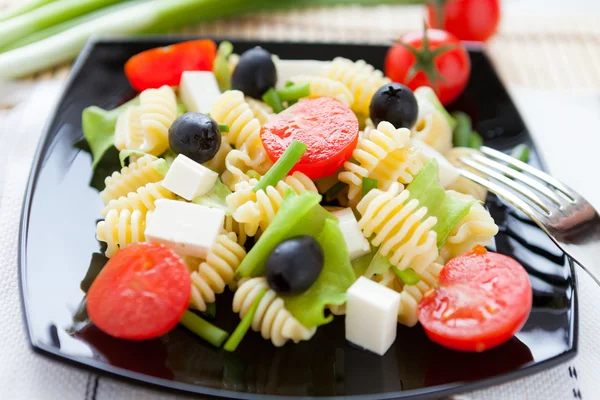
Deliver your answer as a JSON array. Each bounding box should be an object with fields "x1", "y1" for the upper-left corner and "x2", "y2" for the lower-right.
[
  {"x1": 385, "y1": 28, "x2": 470, "y2": 105},
  {"x1": 125, "y1": 40, "x2": 217, "y2": 92},
  {"x1": 418, "y1": 246, "x2": 532, "y2": 352},
  {"x1": 87, "y1": 243, "x2": 191, "y2": 340},
  {"x1": 427, "y1": 0, "x2": 501, "y2": 43},
  {"x1": 260, "y1": 97, "x2": 359, "y2": 180}
]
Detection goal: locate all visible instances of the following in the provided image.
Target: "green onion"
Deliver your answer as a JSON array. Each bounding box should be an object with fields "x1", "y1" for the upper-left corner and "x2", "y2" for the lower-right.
[
  {"x1": 392, "y1": 266, "x2": 421, "y2": 285},
  {"x1": 362, "y1": 177, "x2": 378, "y2": 196},
  {"x1": 180, "y1": 310, "x2": 229, "y2": 347},
  {"x1": 262, "y1": 88, "x2": 284, "y2": 113},
  {"x1": 511, "y1": 144, "x2": 530, "y2": 164},
  {"x1": 284, "y1": 81, "x2": 294, "y2": 87},
  {"x1": 219, "y1": 124, "x2": 229, "y2": 133},
  {"x1": 0, "y1": 0, "x2": 126, "y2": 49},
  {"x1": 469, "y1": 131, "x2": 483, "y2": 149},
  {"x1": 202, "y1": 302, "x2": 217, "y2": 319},
  {"x1": 277, "y1": 83, "x2": 311, "y2": 102},
  {"x1": 213, "y1": 40, "x2": 234, "y2": 91},
  {"x1": 253, "y1": 139, "x2": 307, "y2": 192},
  {"x1": 0, "y1": 0, "x2": 57, "y2": 23},
  {"x1": 224, "y1": 288, "x2": 267, "y2": 351},
  {"x1": 452, "y1": 112, "x2": 472, "y2": 148},
  {"x1": 324, "y1": 181, "x2": 346, "y2": 200}
]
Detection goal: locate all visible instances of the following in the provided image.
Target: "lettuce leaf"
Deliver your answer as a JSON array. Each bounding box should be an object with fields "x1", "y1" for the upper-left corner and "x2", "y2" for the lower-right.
[
  {"x1": 192, "y1": 179, "x2": 232, "y2": 215},
  {"x1": 406, "y1": 159, "x2": 475, "y2": 247},
  {"x1": 363, "y1": 247, "x2": 393, "y2": 278},
  {"x1": 283, "y1": 218, "x2": 356, "y2": 328},
  {"x1": 414, "y1": 86, "x2": 456, "y2": 130},
  {"x1": 82, "y1": 96, "x2": 139, "y2": 169},
  {"x1": 119, "y1": 149, "x2": 150, "y2": 167}
]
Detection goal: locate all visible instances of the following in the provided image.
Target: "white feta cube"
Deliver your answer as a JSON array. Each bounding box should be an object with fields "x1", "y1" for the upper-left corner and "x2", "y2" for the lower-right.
[
  {"x1": 275, "y1": 59, "x2": 330, "y2": 90},
  {"x1": 411, "y1": 139, "x2": 460, "y2": 188},
  {"x1": 331, "y1": 208, "x2": 371, "y2": 260},
  {"x1": 162, "y1": 154, "x2": 218, "y2": 201},
  {"x1": 179, "y1": 71, "x2": 221, "y2": 113},
  {"x1": 145, "y1": 199, "x2": 224, "y2": 258},
  {"x1": 345, "y1": 277, "x2": 401, "y2": 356}
]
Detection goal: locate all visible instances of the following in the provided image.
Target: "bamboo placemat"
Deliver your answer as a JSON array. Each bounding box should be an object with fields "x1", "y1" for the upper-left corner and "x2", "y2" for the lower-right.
[{"x1": 0, "y1": 1, "x2": 599, "y2": 90}]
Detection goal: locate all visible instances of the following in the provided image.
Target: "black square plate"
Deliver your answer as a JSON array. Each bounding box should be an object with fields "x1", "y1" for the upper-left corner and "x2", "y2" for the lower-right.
[{"x1": 19, "y1": 37, "x2": 577, "y2": 399}]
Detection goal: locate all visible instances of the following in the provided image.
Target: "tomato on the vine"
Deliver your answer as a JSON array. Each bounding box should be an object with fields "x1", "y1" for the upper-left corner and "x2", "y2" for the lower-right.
[
  {"x1": 385, "y1": 26, "x2": 470, "y2": 105},
  {"x1": 427, "y1": 0, "x2": 501, "y2": 43}
]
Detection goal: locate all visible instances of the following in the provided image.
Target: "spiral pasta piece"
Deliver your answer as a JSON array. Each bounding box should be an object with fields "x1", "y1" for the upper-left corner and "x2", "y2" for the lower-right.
[
  {"x1": 100, "y1": 155, "x2": 168, "y2": 205},
  {"x1": 287, "y1": 75, "x2": 354, "y2": 107},
  {"x1": 187, "y1": 233, "x2": 247, "y2": 311},
  {"x1": 233, "y1": 277, "x2": 316, "y2": 346},
  {"x1": 339, "y1": 121, "x2": 424, "y2": 204},
  {"x1": 441, "y1": 191, "x2": 498, "y2": 262},
  {"x1": 223, "y1": 215, "x2": 248, "y2": 246},
  {"x1": 221, "y1": 149, "x2": 267, "y2": 191},
  {"x1": 114, "y1": 86, "x2": 177, "y2": 155},
  {"x1": 96, "y1": 209, "x2": 145, "y2": 257},
  {"x1": 324, "y1": 57, "x2": 390, "y2": 115},
  {"x1": 357, "y1": 183, "x2": 439, "y2": 273},
  {"x1": 101, "y1": 181, "x2": 175, "y2": 217},
  {"x1": 445, "y1": 147, "x2": 489, "y2": 202},
  {"x1": 227, "y1": 172, "x2": 318, "y2": 236},
  {"x1": 210, "y1": 90, "x2": 271, "y2": 172},
  {"x1": 245, "y1": 97, "x2": 274, "y2": 124},
  {"x1": 411, "y1": 98, "x2": 453, "y2": 155},
  {"x1": 203, "y1": 140, "x2": 233, "y2": 174},
  {"x1": 397, "y1": 262, "x2": 443, "y2": 327}
]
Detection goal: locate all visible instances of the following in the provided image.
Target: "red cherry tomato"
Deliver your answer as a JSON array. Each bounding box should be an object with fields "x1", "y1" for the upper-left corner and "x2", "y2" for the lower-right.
[
  {"x1": 427, "y1": 0, "x2": 501, "y2": 43},
  {"x1": 418, "y1": 246, "x2": 532, "y2": 352},
  {"x1": 125, "y1": 40, "x2": 217, "y2": 92},
  {"x1": 385, "y1": 28, "x2": 470, "y2": 105},
  {"x1": 260, "y1": 97, "x2": 359, "y2": 180},
  {"x1": 87, "y1": 243, "x2": 191, "y2": 340}
]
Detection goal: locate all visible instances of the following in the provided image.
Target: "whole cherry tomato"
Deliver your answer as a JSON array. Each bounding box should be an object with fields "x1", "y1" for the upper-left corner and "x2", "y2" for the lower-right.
[{"x1": 427, "y1": 0, "x2": 501, "y2": 43}]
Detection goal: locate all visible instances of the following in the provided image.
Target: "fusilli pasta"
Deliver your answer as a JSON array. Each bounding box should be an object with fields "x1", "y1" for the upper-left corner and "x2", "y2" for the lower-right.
[
  {"x1": 101, "y1": 181, "x2": 175, "y2": 217},
  {"x1": 203, "y1": 140, "x2": 233, "y2": 174},
  {"x1": 188, "y1": 232, "x2": 247, "y2": 311},
  {"x1": 114, "y1": 86, "x2": 178, "y2": 155},
  {"x1": 411, "y1": 98, "x2": 453, "y2": 155},
  {"x1": 357, "y1": 183, "x2": 439, "y2": 273},
  {"x1": 221, "y1": 149, "x2": 266, "y2": 191},
  {"x1": 100, "y1": 155, "x2": 168, "y2": 205},
  {"x1": 227, "y1": 172, "x2": 318, "y2": 236},
  {"x1": 441, "y1": 191, "x2": 499, "y2": 262},
  {"x1": 245, "y1": 97, "x2": 274, "y2": 124},
  {"x1": 445, "y1": 147, "x2": 489, "y2": 202},
  {"x1": 96, "y1": 209, "x2": 145, "y2": 257},
  {"x1": 233, "y1": 277, "x2": 316, "y2": 346},
  {"x1": 223, "y1": 215, "x2": 248, "y2": 246},
  {"x1": 324, "y1": 57, "x2": 390, "y2": 116},
  {"x1": 339, "y1": 121, "x2": 424, "y2": 204},
  {"x1": 287, "y1": 75, "x2": 354, "y2": 107},
  {"x1": 397, "y1": 262, "x2": 443, "y2": 327}
]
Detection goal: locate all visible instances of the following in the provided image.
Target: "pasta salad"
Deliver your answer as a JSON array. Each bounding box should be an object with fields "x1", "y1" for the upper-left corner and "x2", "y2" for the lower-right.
[{"x1": 82, "y1": 38, "x2": 532, "y2": 356}]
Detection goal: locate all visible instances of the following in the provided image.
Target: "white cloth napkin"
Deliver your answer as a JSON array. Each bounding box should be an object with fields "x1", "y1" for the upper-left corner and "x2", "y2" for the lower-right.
[{"x1": 0, "y1": 82, "x2": 598, "y2": 400}]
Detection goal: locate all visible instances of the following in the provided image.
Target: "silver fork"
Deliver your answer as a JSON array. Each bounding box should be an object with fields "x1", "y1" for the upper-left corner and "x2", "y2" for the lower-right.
[{"x1": 457, "y1": 146, "x2": 600, "y2": 284}]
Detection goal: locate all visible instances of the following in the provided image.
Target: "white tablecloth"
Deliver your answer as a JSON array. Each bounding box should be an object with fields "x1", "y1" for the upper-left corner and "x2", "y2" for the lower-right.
[{"x1": 0, "y1": 80, "x2": 598, "y2": 400}]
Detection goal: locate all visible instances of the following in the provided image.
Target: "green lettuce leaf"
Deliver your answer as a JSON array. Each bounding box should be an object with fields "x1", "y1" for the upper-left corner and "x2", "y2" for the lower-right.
[
  {"x1": 118, "y1": 149, "x2": 150, "y2": 167},
  {"x1": 237, "y1": 190, "x2": 331, "y2": 278},
  {"x1": 213, "y1": 41, "x2": 234, "y2": 92},
  {"x1": 192, "y1": 179, "x2": 232, "y2": 215},
  {"x1": 283, "y1": 218, "x2": 356, "y2": 328},
  {"x1": 406, "y1": 159, "x2": 475, "y2": 247},
  {"x1": 414, "y1": 86, "x2": 456, "y2": 130},
  {"x1": 82, "y1": 96, "x2": 139, "y2": 169},
  {"x1": 363, "y1": 247, "x2": 392, "y2": 278}
]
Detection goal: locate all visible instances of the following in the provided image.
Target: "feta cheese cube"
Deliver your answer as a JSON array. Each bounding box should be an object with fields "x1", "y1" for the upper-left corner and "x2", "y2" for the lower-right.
[
  {"x1": 411, "y1": 138, "x2": 460, "y2": 188},
  {"x1": 345, "y1": 277, "x2": 401, "y2": 356},
  {"x1": 162, "y1": 154, "x2": 218, "y2": 201},
  {"x1": 275, "y1": 59, "x2": 330, "y2": 90},
  {"x1": 145, "y1": 199, "x2": 224, "y2": 258},
  {"x1": 179, "y1": 71, "x2": 221, "y2": 113},
  {"x1": 331, "y1": 208, "x2": 371, "y2": 260}
]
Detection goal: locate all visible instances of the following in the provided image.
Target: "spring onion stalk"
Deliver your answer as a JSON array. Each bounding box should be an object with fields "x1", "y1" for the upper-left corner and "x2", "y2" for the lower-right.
[
  {"x1": 213, "y1": 41, "x2": 234, "y2": 91},
  {"x1": 0, "y1": 0, "x2": 126, "y2": 49},
  {"x1": 469, "y1": 132, "x2": 483, "y2": 149},
  {"x1": 253, "y1": 140, "x2": 307, "y2": 192},
  {"x1": 511, "y1": 144, "x2": 530, "y2": 164},
  {"x1": 218, "y1": 124, "x2": 229, "y2": 133},
  {"x1": 224, "y1": 289, "x2": 267, "y2": 351},
  {"x1": 202, "y1": 302, "x2": 217, "y2": 319},
  {"x1": 262, "y1": 88, "x2": 285, "y2": 113},
  {"x1": 452, "y1": 111, "x2": 472, "y2": 148},
  {"x1": 180, "y1": 310, "x2": 229, "y2": 347},
  {"x1": 392, "y1": 266, "x2": 421, "y2": 285},
  {"x1": 362, "y1": 177, "x2": 378, "y2": 196},
  {"x1": 277, "y1": 83, "x2": 311, "y2": 102},
  {"x1": 0, "y1": 0, "x2": 57, "y2": 23}
]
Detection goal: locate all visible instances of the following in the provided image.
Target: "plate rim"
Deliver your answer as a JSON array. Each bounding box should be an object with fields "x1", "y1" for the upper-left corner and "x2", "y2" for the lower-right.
[{"x1": 18, "y1": 36, "x2": 579, "y2": 400}]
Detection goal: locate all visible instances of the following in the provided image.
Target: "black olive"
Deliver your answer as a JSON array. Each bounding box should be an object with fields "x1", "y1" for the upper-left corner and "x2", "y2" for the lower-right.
[
  {"x1": 369, "y1": 82, "x2": 418, "y2": 129},
  {"x1": 231, "y1": 47, "x2": 277, "y2": 99},
  {"x1": 266, "y1": 235, "x2": 324, "y2": 295},
  {"x1": 168, "y1": 112, "x2": 221, "y2": 164}
]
